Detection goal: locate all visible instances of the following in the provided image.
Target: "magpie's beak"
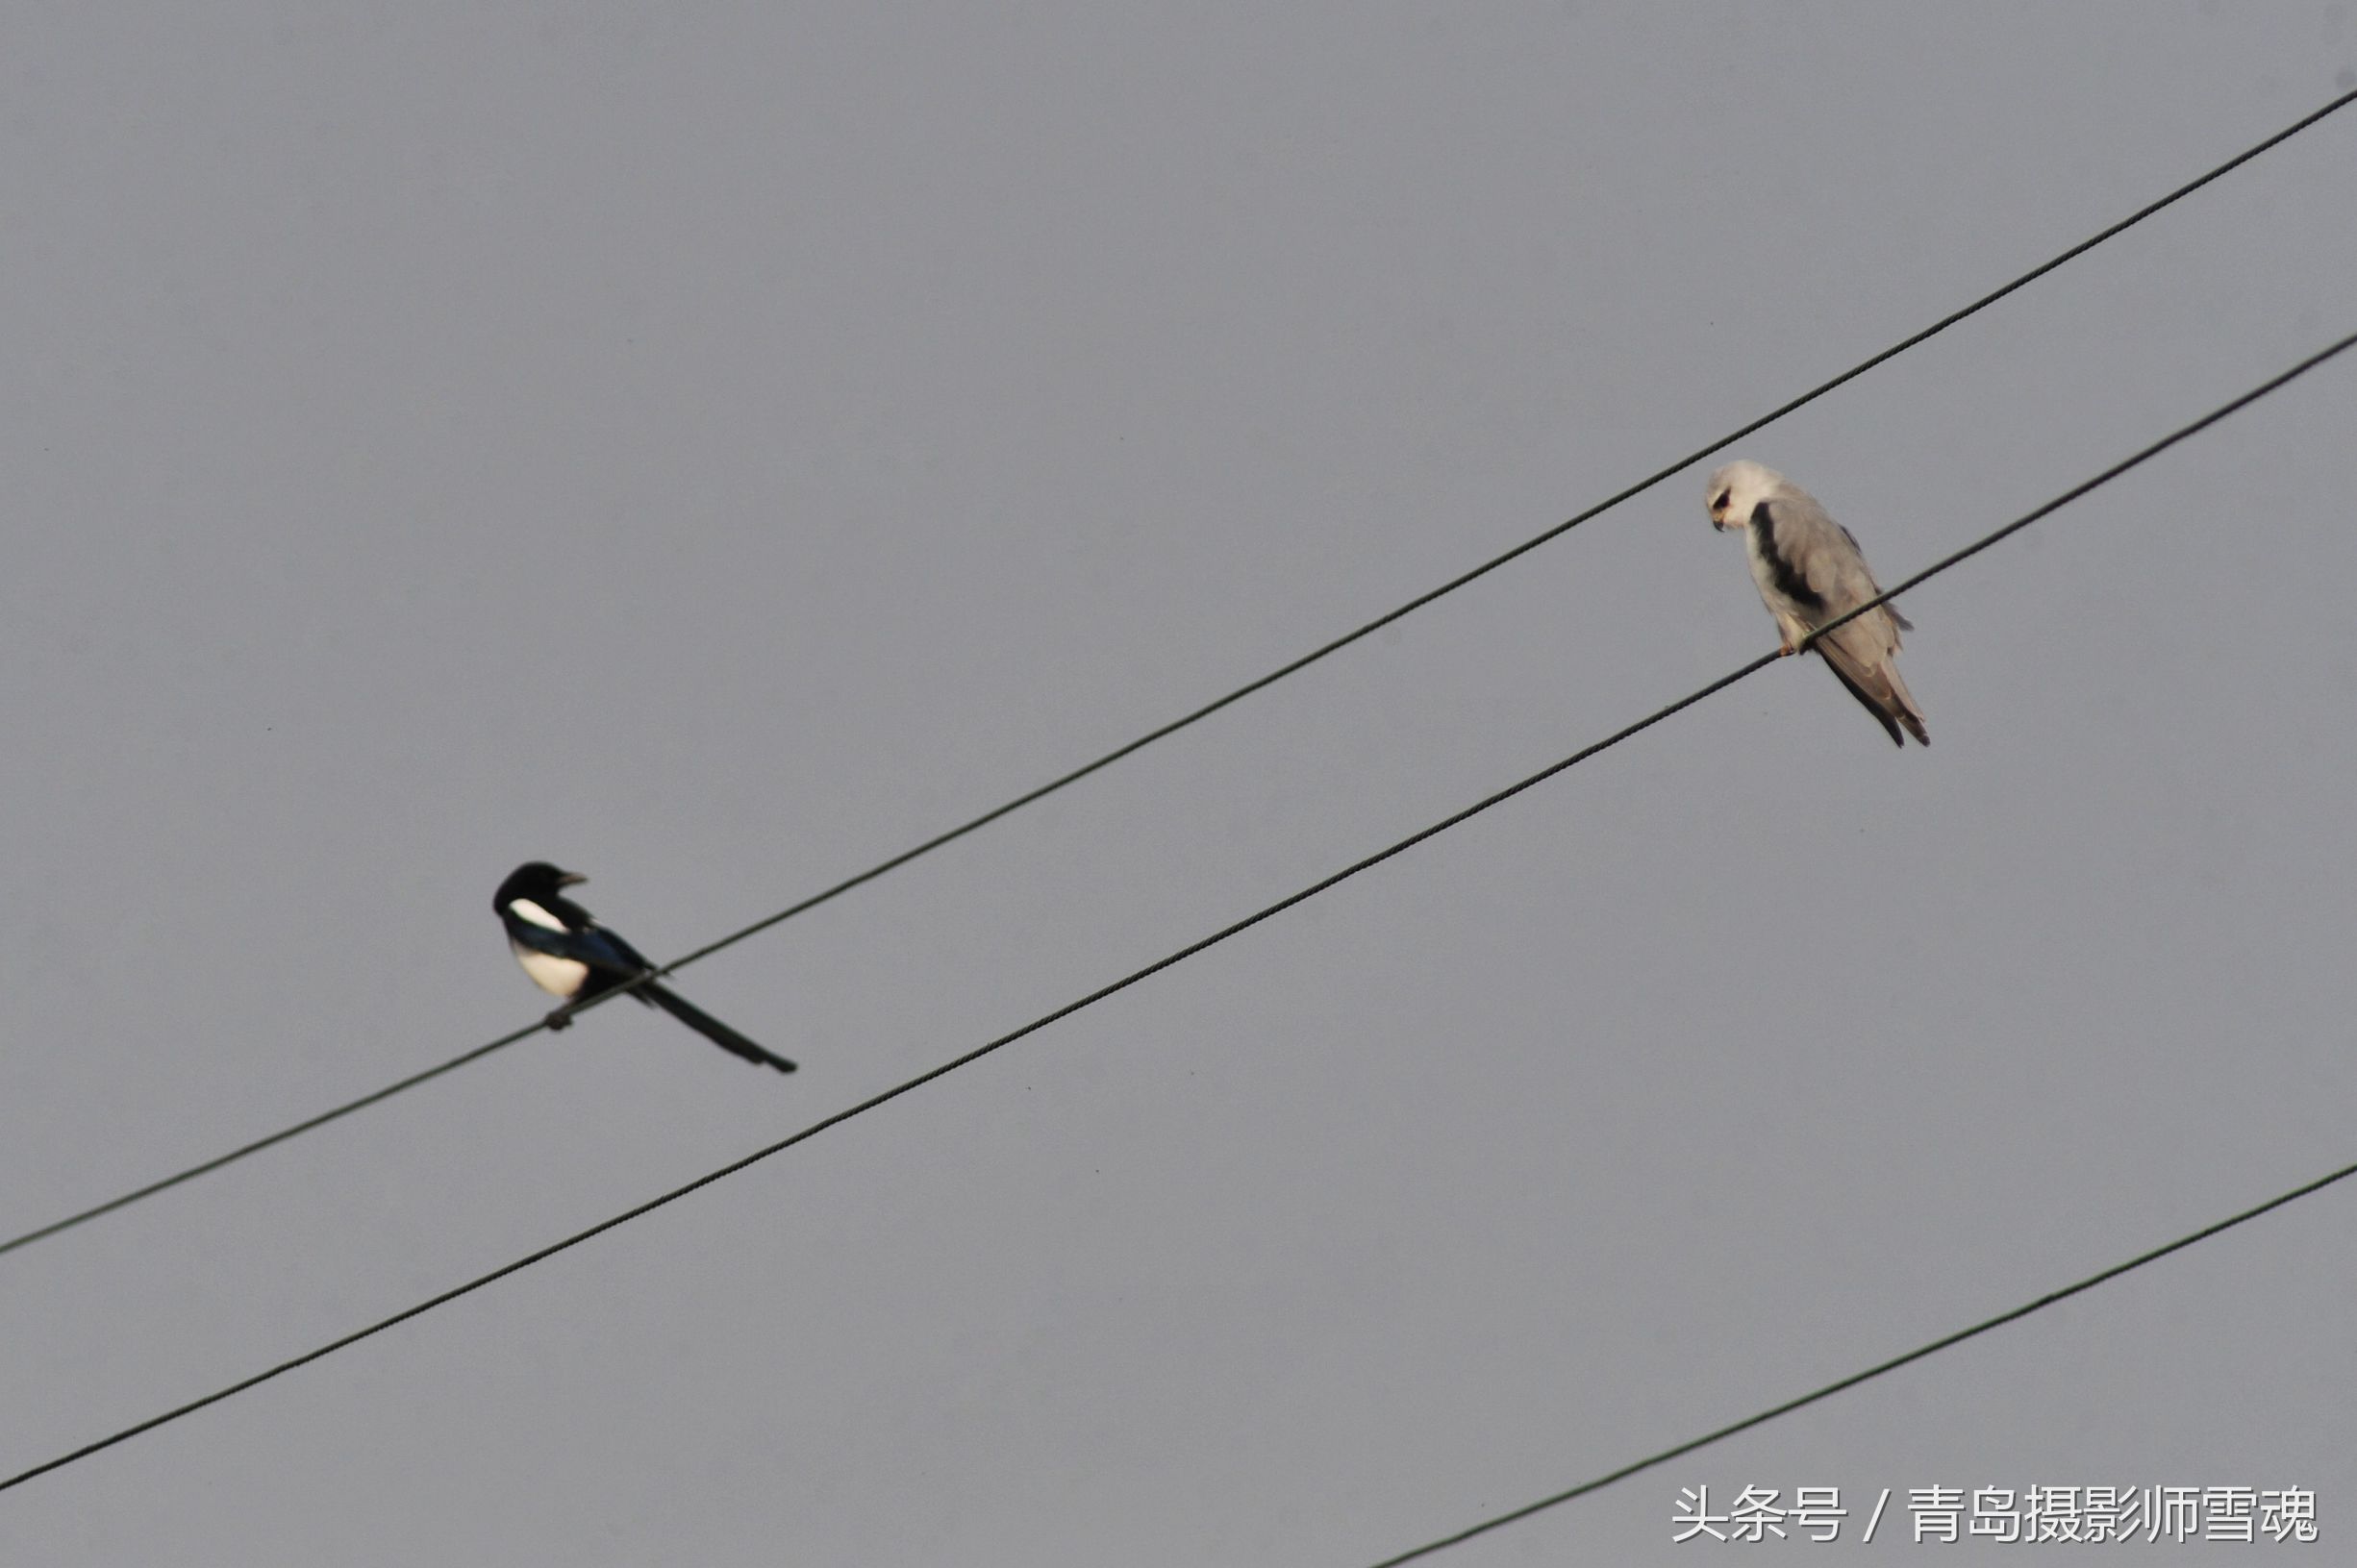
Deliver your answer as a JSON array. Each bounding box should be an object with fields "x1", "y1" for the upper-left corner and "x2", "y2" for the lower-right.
[{"x1": 556, "y1": 871, "x2": 587, "y2": 887}]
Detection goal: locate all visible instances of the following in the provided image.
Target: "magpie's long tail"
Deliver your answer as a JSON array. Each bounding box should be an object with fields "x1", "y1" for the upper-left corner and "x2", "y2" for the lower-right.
[{"x1": 640, "y1": 983, "x2": 796, "y2": 1073}]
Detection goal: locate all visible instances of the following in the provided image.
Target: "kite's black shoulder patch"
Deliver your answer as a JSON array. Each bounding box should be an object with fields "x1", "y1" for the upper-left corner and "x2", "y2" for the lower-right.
[{"x1": 1751, "y1": 501, "x2": 1825, "y2": 610}]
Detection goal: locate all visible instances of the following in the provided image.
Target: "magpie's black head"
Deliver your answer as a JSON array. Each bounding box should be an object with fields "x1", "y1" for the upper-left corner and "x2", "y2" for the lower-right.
[{"x1": 495, "y1": 860, "x2": 586, "y2": 913}]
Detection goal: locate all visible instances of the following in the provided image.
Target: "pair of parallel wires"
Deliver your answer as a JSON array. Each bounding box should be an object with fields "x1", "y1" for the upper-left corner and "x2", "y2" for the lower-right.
[{"x1": 5, "y1": 85, "x2": 2354, "y2": 1566}]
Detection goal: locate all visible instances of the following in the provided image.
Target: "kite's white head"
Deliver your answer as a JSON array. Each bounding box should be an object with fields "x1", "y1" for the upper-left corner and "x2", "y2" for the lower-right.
[{"x1": 1705, "y1": 460, "x2": 1787, "y2": 533}]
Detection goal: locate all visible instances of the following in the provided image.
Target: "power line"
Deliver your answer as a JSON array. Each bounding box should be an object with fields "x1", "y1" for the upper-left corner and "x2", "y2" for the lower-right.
[
  {"x1": 6, "y1": 327, "x2": 2347, "y2": 1495},
  {"x1": 1361, "y1": 1156, "x2": 2357, "y2": 1567},
  {"x1": 0, "y1": 1033, "x2": 537, "y2": 1259},
  {"x1": 8, "y1": 87, "x2": 2351, "y2": 1266}
]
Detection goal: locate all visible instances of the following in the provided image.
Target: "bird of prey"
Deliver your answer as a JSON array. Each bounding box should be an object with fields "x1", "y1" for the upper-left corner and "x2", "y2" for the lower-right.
[
  {"x1": 493, "y1": 861, "x2": 796, "y2": 1073},
  {"x1": 1705, "y1": 460, "x2": 1928, "y2": 746}
]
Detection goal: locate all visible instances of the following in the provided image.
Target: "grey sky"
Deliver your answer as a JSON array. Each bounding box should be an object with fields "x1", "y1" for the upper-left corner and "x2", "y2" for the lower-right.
[{"x1": 4, "y1": 4, "x2": 2355, "y2": 1563}]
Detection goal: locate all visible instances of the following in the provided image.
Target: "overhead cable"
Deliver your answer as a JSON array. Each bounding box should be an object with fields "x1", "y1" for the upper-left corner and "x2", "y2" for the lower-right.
[
  {"x1": 8, "y1": 87, "x2": 2349, "y2": 1263},
  {"x1": 6, "y1": 326, "x2": 2348, "y2": 1493}
]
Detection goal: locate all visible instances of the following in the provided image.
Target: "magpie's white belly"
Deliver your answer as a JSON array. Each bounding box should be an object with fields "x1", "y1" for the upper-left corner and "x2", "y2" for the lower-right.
[{"x1": 512, "y1": 940, "x2": 589, "y2": 998}]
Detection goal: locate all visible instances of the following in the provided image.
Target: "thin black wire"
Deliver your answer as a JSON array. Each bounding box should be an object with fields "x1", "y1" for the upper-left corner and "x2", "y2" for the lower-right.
[
  {"x1": 1362, "y1": 1157, "x2": 2357, "y2": 1568},
  {"x1": 0, "y1": 1034, "x2": 538, "y2": 1258},
  {"x1": 6, "y1": 328, "x2": 2348, "y2": 1496},
  {"x1": 8, "y1": 87, "x2": 2352, "y2": 1266}
]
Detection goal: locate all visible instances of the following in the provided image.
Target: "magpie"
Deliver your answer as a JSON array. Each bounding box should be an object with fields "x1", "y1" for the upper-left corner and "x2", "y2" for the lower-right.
[{"x1": 493, "y1": 861, "x2": 795, "y2": 1073}]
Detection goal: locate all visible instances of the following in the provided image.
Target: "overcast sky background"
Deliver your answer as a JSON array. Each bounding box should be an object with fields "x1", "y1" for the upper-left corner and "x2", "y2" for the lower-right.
[{"x1": 4, "y1": 5, "x2": 2355, "y2": 1563}]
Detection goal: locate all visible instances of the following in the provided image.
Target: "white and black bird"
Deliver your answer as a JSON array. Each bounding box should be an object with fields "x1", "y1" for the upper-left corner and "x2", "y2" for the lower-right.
[
  {"x1": 493, "y1": 861, "x2": 795, "y2": 1073},
  {"x1": 1706, "y1": 460, "x2": 1928, "y2": 746}
]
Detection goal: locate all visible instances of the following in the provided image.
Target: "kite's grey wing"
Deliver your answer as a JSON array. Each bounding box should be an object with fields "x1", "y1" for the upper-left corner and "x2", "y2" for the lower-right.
[
  {"x1": 1836, "y1": 522, "x2": 1913, "y2": 631},
  {"x1": 1768, "y1": 494, "x2": 1884, "y2": 618},
  {"x1": 1817, "y1": 622, "x2": 1929, "y2": 746},
  {"x1": 1766, "y1": 491, "x2": 1929, "y2": 746}
]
